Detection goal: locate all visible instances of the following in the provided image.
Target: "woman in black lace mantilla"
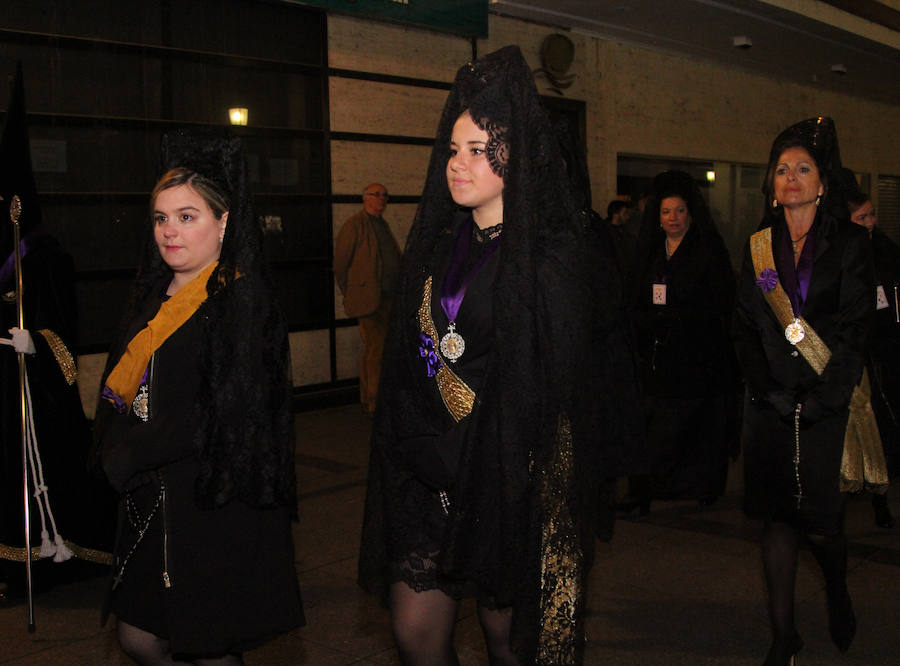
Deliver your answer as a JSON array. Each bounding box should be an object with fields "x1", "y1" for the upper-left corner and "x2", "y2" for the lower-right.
[
  {"x1": 93, "y1": 128, "x2": 304, "y2": 663},
  {"x1": 358, "y1": 45, "x2": 626, "y2": 665}
]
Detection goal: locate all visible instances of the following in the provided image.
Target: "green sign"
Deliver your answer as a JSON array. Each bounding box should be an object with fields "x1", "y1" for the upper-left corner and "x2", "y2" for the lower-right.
[{"x1": 285, "y1": 0, "x2": 488, "y2": 38}]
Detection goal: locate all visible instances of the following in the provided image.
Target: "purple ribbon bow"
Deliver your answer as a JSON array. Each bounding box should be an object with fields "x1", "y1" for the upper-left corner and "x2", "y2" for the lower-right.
[
  {"x1": 756, "y1": 268, "x2": 779, "y2": 293},
  {"x1": 418, "y1": 332, "x2": 442, "y2": 377}
]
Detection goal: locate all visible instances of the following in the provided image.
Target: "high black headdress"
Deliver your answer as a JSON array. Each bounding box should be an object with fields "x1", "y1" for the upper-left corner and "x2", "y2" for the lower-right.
[
  {"x1": 131, "y1": 127, "x2": 259, "y2": 304},
  {"x1": 0, "y1": 62, "x2": 41, "y2": 260},
  {"x1": 762, "y1": 116, "x2": 847, "y2": 221}
]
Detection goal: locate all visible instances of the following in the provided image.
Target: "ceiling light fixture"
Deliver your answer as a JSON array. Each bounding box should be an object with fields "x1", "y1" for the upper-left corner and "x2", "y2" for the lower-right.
[
  {"x1": 830, "y1": 64, "x2": 847, "y2": 75},
  {"x1": 732, "y1": 36, "x2": 752, "y2": 49}
]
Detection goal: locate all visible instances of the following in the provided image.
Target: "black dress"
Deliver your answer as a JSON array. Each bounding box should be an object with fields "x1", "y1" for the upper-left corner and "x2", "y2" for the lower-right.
[
  {"x1": 101, "y1": 286, "x2": 303, "y2": 655},
  {"x1": 629, "y1": 224, "x2": 738, "y2": 501},
  {"x1": 735, "y1": 213, "x2": 872, "y2": 535},
  {"x1": 372, "y1": 216, "x2": 500, "y2": 599}
]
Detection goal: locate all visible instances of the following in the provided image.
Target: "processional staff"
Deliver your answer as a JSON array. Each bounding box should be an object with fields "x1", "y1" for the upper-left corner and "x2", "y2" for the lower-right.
[{"x1": 9, "y1": 193, "x2": 36, "y2": 632}]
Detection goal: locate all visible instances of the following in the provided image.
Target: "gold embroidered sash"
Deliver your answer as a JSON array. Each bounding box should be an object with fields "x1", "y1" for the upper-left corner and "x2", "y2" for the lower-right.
[
  {"x1": 104, "y1": 261, "x2": 218, "y2": 409},
  {"x1": 749, "y1": 228, "x2": 888, "y2": 492},
  {"x1": 750, "y1": 229, "x2": 831, "y2": 373},
  {"x1": 418, "y1": 276, "x2": 475, "y2": 422}
]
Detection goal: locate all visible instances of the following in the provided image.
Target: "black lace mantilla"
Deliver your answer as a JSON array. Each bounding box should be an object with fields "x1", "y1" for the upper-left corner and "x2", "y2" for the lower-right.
[
  {"x1": 358, "y1": 46, "x2": 622, "y2": 665},
  {"x1": 94, "y1": 128, "x2": 296, "y2": 512}
]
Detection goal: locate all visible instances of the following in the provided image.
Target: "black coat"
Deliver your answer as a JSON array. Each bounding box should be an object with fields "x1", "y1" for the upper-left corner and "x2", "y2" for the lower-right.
[
  {"x1": 735, "y1": 212, "x2": 873, "y2": 533},
  {"x1": 630, "y1": 224, "x2": 737, "y2": 398}
]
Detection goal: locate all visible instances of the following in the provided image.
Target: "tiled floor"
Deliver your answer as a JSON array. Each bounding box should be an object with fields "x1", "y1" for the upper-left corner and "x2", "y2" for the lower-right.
[{"x1": 2, "y1": 404, "x2": 899, "y2": 664}]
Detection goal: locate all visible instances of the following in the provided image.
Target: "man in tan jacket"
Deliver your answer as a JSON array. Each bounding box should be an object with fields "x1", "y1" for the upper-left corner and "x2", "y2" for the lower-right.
[{"x1": 334, "y1": 183, "x2": 401, "y2": 414}]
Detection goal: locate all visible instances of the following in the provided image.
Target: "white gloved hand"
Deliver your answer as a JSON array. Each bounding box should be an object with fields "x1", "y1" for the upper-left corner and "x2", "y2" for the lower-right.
[{"x1": 9, "y1": 328, "x2": 36, "y2": 354}]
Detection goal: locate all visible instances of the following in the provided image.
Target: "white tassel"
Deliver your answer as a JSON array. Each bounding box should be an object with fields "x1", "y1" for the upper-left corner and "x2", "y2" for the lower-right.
[
  {"x1": 52, "y1": 534, "x2": 73, "y2": 562},
  {"x1": 23, "y1": 372, "x2": 76, "y2": 565},
  {"x1": 39, "y1": 528, "x2": 57, "y2": 558}
]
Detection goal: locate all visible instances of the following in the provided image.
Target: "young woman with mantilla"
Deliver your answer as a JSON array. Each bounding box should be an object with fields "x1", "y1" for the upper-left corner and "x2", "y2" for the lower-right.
[
  {"x1": 358, "y1": 46, "x2": 621, "y2": 666},
  {"x1": 735, "y1": 117, "x2": 879, "y2": 665},
  {"x1": 94, "y1": 129, "x2": 304, "y2": 664}
]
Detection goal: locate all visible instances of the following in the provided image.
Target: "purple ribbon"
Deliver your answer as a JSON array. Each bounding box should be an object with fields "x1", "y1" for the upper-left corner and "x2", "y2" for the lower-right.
[
  {"x1": 0, "y1": 232, "x2": 48, "y2": 287},
  {"x1": 102, "y1": 364, "x2": 150, "y2": 414},
  {"x1": 100, "y1": 385, "x2": 128, "y2": 414},
  {"x1": 440, "y1": 222, "x2": 501, "y2": 325},
  {"x1": 418, "y1": 332, "x2": 442, "y2": 377},
  {"x1": 756, "y1": 268, "x2": 778, "y2": 293}
]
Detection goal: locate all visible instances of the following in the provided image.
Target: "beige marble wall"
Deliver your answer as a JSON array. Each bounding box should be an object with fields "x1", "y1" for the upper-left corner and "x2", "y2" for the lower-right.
[
  {"x1": 289, "y1": 329, "x2": 331, "y2": 387},
  {"x1": 77, "y1": 352, "x2": 108, "y2": 420},
  {"x1": 330, "y1": 77, "x2": 447, "y2": 139},
  {"x1": 330, "y1": 140, "x2": 432, "y2": 196},
  {"x1": 336, "y1": 325, "x2": 362, "y2": 381},
  {"x1": 328, "y1": 14, "x2": 469, "y2": 80}
]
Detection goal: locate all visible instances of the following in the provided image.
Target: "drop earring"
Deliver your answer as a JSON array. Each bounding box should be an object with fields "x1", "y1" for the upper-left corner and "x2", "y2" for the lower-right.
[
  {"x1": 772, "y1": 198, "x2": 778, "y2": 208},
  {"x1": 815, "y1": 192, "x2": 822, "y2": 206}
]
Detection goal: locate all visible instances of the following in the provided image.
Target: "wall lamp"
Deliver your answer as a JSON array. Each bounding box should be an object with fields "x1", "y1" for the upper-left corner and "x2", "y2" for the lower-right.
[{"x1": 228, "y1": 107, "x2": 249, "y2": 126}]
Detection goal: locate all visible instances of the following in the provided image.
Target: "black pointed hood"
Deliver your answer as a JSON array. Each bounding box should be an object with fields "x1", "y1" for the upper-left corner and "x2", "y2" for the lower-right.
[{"x1": 0, "y1": 61, "x2": 41, "y2": 258}]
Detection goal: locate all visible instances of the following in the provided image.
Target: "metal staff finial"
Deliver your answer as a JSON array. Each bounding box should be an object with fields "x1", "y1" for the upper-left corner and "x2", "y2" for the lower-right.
[{"x1": 10, "y1": 193, "x2": 36, "y2": 632}]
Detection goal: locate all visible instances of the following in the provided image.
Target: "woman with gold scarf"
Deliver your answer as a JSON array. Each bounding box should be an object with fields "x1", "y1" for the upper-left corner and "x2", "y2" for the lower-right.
[
  {"x1": 93, "y1": 129, "x2": 303, "y2": 664},
  {"x1": 735, "y1": 118, "x2": 883, "y2": 665}
]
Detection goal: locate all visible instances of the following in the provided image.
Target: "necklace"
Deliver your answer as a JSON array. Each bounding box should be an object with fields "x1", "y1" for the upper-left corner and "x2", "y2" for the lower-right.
[
  {"x1": 790, "y1": 230, "x2": 810, "y2": 256},
  {"x1": 665, "y1": 237, "x2": 681, "y2": 259}
]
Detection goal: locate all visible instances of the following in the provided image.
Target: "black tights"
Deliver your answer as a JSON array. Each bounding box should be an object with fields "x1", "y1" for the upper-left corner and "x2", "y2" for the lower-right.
[
  {"x1": 390, "y1": 582, "x2": 520, "y2": 666},
  {"x1": 761, "y1": 521, "x2": 800, "y2": 645},
  {"x1": 761, "y1": 519, "x2": 849, "y2": 646},
  {"x1": 117, "y1": 620, "x2": 244, "y2": 666}
]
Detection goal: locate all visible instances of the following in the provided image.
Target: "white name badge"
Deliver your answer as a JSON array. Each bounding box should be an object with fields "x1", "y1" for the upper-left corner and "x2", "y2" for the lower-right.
[
  {"x1": 652, "y1": 283, "x2": 667, "y2": 305},
  {"x1": 876, "y1": 284, "x2": 890, "y2": 310}
]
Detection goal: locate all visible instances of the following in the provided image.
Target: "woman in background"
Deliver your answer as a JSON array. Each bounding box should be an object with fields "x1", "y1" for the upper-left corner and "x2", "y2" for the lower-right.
[{"x1": 624, "y1": 170, "x2": 738, "y2": 514}]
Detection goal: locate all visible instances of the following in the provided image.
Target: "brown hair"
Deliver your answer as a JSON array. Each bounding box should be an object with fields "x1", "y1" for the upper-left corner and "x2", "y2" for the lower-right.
[{"x1": 150, "y1": 167, "x2": 230, "y2": 220}]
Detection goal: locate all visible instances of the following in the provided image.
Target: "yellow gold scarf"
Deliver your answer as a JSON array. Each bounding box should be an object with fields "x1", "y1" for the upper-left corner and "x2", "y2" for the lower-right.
[
  {"x1": 750, "y1": 228, "x2": 888, "y2": 493},
  {"x1": 103, "y1": 261, "x2": 217, "y2": 411}
]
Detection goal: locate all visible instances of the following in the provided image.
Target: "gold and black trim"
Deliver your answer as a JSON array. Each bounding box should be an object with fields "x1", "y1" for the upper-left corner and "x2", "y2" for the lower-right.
[
  {"x1": 418, "y1": 276, "x2": 475, "y2": 422},
  {"x1": 536, "y1": 413, "x2": 582, "y2": 665},
  {"x1": 37, "y1": 329, "x2": 77, "y2": 385},
  {"x1": 0, "y1": 540, "x2": 112, "y2": 565}
]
